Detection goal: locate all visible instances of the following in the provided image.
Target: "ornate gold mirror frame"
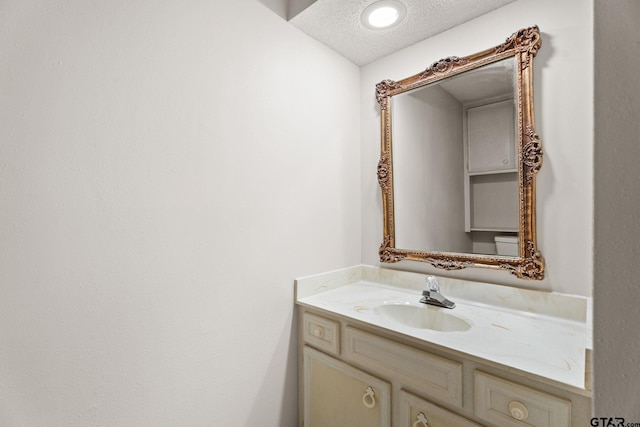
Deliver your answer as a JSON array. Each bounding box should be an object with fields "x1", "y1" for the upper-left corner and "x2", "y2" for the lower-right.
[{"x1": 376, "y1": 26, "x2": 544, "y2": 280}]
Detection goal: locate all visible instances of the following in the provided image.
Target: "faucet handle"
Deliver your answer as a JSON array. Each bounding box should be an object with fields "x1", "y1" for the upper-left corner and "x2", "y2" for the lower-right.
[{"x1": 426, "y1": 276, "x2": 439, "y2": 292}]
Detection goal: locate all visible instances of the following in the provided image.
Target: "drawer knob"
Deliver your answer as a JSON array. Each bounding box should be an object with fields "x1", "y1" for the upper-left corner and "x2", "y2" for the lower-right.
[
  {"x1": 509, "y1": 401, "x2": 529, "y2": 420},
  {"x1": 362, "y1": 386, "x2": 376, "y2": 409},
  {"x1": 313, "y1": 327, "x2": 324, "y2": 338},
  {"x1": 413, "y1": 412, "x2": 429, "y2": 427}
]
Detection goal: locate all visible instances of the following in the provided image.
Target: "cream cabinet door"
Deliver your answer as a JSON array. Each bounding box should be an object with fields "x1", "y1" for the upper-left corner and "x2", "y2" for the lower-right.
[{"x1": 303, "y1": 346, "x2": 391, "y2": 427}]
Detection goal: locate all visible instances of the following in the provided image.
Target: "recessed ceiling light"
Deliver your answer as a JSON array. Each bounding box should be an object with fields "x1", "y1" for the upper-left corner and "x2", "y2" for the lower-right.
[{"x1": 361, "y1": 0, "x2": 407, "y2": 30}]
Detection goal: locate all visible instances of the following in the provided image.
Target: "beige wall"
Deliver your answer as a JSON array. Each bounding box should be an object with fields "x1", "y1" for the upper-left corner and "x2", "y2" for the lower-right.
[
  {"x1": 0, "y1": 1, "x2": 360, "y2": 425},
  {"x1": 360, "y1": 0, "x2": 594, "y2": 296}
]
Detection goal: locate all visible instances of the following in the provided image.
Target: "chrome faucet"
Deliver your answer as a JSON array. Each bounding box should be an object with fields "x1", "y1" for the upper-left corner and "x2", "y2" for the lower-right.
[{"x1": 420, "y1": 276, "x2": 455, "y2": 309}]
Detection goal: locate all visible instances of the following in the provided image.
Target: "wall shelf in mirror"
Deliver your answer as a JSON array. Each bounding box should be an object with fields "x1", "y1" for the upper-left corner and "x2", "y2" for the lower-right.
[{"x1": 376, "y1": 26, "x2": 544, "y2": 280}]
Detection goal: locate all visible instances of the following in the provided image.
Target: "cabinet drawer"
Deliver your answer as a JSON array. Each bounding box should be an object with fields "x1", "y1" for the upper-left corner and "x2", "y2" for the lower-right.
[
  {"x1": 302, "y1": 312, "x2": 340, "y2": 355},
  {"x1": 344, "y1": 327, "x2": 462, "y2": 407},
  {"x1": 474, "y1": 371, "x2": 571, "y2": 427},
  {"x1": 399, "y1": 390, "x2": 481, "y2": 427}
]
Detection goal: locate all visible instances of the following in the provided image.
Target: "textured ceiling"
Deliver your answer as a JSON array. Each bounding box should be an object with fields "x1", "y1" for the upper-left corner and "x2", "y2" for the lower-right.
[{"x1": 289, "y1": 0, "x2": 517, "y2": 66}]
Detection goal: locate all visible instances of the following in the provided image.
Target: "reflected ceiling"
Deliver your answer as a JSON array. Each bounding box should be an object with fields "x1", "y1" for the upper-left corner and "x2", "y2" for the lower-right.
[
  {"x1": 439, "y1": 58, "x2": 515, "y2": 104},
  {"x1": 289, "y1": 0, "x2": 517, "y2": 66}
]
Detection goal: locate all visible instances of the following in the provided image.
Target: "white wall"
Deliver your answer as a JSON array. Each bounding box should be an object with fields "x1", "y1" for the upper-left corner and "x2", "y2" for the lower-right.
[
  {"x1": 0, "y1": 1, "x2": 360, "y2": 426},
  {"x1": 393, "y1": 86, "x2": 470, "y2": 252},
  {"x1": 593, "y1": 0, "x2": 640, "y2": 419},
  {"x1": 360, "y1": 0, "x2": 594, "y2": 296}
]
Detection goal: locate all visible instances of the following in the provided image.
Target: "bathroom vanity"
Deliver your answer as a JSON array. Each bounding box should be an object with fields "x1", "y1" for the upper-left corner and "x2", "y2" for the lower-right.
[
  {"x1": 298, "y1": 29, "x2": 592, "y2": 425},
  {"x1": 295, "y1": 266, "x2": 592, "y2": 427}
]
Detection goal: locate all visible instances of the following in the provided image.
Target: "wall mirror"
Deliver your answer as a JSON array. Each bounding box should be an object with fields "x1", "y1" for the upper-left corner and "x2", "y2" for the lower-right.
[{"x1": 376, "y1": 26, "x2": 544, "y2": 280}]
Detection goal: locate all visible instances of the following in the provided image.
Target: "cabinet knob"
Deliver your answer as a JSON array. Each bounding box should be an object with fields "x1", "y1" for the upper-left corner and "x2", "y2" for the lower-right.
[
  {"x1": 508, "y1": 401, "x2": 529, "y2": 420},
  {"x1": 362, "y1": 386, "x2": 376, "y2": 409},
  {"x1": 413, "y1": 412, "x2": 429, "y2": 427},
  {"x1": 313, "y1": 327, "x2": 324, "y2": 338}
]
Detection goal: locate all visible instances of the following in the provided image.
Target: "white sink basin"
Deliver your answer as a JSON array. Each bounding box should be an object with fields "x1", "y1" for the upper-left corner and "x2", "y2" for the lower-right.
[{"x1": 373, "y1": 303, "x2": 471, "y2": 332}]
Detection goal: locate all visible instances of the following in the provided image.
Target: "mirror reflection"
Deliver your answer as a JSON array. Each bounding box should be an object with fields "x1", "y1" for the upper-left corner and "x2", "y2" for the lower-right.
[
  {"x1": 377, "y1": 26, "x2": 544, "y2": 279},
  {"x1": 392, "y1": 58, "x2": 519, "y2": 257}
]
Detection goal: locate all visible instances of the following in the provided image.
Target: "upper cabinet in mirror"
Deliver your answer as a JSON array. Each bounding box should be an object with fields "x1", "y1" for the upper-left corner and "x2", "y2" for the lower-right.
[{"x1": 376, "y1": 26, "x2": 544, "y2": 280}]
